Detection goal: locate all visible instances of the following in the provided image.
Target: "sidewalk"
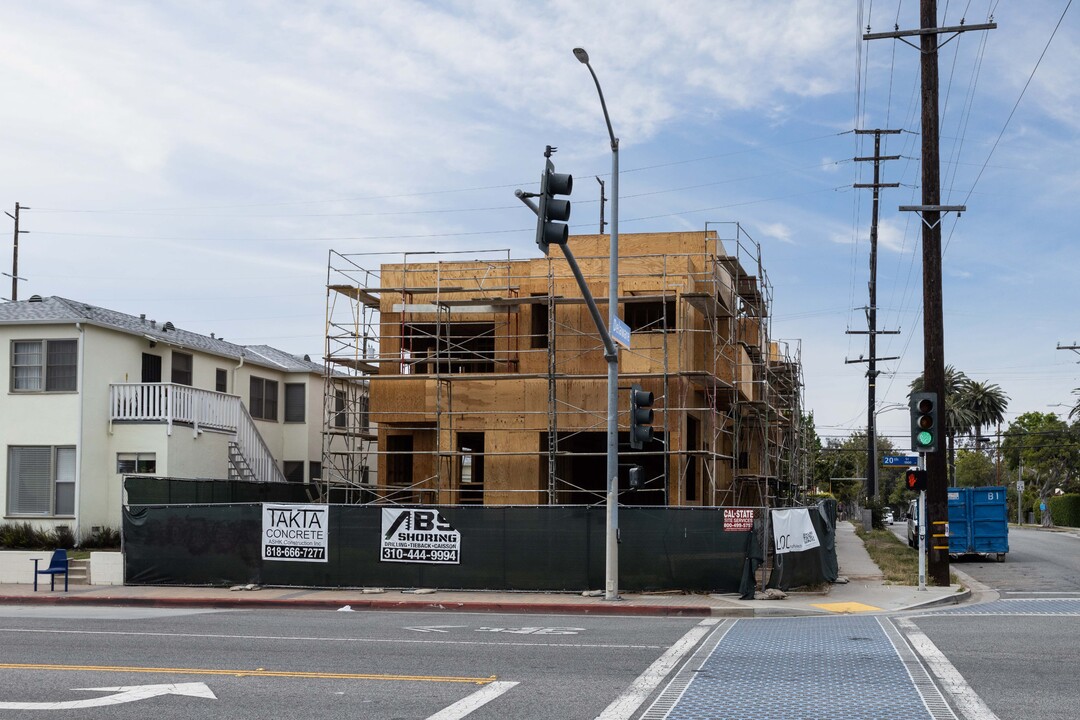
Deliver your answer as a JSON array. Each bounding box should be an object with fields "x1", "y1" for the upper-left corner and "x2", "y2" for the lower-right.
[{"x1": 0, "y1": 523, "x2": 968, "y2": 618}]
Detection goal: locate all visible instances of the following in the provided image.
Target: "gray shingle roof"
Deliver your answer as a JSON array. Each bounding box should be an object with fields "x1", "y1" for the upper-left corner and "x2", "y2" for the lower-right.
[{"x1": 0, "y1": 296, "x2": 324, "y2": 375}]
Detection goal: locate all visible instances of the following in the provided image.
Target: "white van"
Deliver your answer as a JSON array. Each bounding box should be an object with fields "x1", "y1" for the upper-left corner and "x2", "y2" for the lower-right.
[{"x1": 906, "y1": 499, "x2": 919, "y2": 547}]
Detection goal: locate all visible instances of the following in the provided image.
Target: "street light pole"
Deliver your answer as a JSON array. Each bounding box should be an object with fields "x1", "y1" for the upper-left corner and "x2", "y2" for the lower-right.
[{"x1": 574, "y1": 47, "x2": 621, "y2": 601}]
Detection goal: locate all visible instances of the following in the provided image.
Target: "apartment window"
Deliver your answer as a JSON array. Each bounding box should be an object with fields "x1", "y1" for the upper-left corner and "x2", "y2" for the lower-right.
[
  {"x1": 284, "y1": 461, "x2": 305, "y2": 483},
  {"x1": 284, "y1": 383, "x2": 305, "y2": 423},
  {"x1": 142, "y1": 353, "x2": 162, "y2": 383},
  {"x1": 309, "y1": 461, "x2": 322, "y2": 481},
  {"x1": 7, "y1": 446, "x2": 75, "y2": 516},
  {"x1": 117, "y1": 452, "x2": 157, "y2": 474},
  {"x1": 171, "y1": 352, "x2": 193, "y2": 386},
  {"x1": 11, "y1": 339, "x2": 77, "y2": 392},
  {"x1": 215, "y1": 368, "x2": 228, "y2": 393},
  {"x1": 358, "y1": 394, "x2": 369, "y2": 431},
  {"x1": 333, "y1": 390, "x2": 347, "y2": 428},
  {"x1": 250, "y1": 376, "x2": 278, "y2": 421}
]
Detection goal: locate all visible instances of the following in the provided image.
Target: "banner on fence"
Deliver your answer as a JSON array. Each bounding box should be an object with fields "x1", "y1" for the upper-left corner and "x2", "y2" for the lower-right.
[
  {"x1": 771, "y1": 508, "x2": 820, "y2": 555},
  {"x1": 261, "y1": 504, "x2": 329, "y2": 562},
  {"x1": 380, "y1": 508, "x2": 461, "y2": 564}
]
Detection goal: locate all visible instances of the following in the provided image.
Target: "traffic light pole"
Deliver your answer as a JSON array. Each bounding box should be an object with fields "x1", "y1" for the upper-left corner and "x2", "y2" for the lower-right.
[
  {"x1": 574, "y1": 47, "x2": 622, "y2": 602},
  {"x1": 517, "y1": 143, "x2": 620, "y2": 600}
]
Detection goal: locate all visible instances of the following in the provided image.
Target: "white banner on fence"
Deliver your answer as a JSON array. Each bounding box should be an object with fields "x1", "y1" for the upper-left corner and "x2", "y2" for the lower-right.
[
  {"x1": 381, "y1": 508, "x2": 461, "y2": 564},
  {"x1": 262, "y1": 504, "x2": 329, "y2": 562},
  {"x1": 771, "y1": 508, "x2": 820, "y2": 555}
]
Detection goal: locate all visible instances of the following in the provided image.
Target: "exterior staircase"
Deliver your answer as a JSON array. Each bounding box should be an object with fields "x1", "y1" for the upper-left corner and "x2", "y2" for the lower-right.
[
  {"x1": 110, "y1": 383, "x2": 287, "y2": 484},
  {"x1": 227, "y1": 442, "x2": 257, "y2": 482},
  {"x1": 67, "y1": 558, "x2": 90, "y2": 585}
]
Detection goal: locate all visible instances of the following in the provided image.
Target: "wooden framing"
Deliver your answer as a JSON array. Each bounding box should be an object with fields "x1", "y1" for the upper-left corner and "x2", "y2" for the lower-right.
[{"x1": 323, "y1": 228, "x2": 807, "y2": 508}]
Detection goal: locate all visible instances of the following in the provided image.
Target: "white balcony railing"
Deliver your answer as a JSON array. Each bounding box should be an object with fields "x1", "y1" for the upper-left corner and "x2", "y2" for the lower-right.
[{"x1": 109, "y1": 383, "x2": 286, "y2": 483}]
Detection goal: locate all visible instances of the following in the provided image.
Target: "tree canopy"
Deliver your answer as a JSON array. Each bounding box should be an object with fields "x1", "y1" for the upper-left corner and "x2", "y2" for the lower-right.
[{"x1": 1001, "y1": 411, "x2": 1080, "y2": 525}]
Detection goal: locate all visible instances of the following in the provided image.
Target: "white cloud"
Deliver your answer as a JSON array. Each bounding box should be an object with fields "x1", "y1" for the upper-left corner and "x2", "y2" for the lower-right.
[{"x1": 759, "y1": 222, "x2": 795, "y2": 244}]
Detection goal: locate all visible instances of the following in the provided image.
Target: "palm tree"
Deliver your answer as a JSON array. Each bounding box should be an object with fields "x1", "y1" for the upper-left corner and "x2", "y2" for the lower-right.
[
  {"x1": 958, "y1": 380, "x2": 1010, "y2": 443},
  {"x1": 1070, "y1": 388, "x2": 1080, "y2": 421},
  {"x1": 909, "y1": 366, "x2": 976, "y2": 485}
]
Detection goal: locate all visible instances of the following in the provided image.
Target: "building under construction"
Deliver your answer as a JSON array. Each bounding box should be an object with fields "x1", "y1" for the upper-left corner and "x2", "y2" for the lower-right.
[{"x1": 322, "y1": 227, "x2": 807, "y2": 509}]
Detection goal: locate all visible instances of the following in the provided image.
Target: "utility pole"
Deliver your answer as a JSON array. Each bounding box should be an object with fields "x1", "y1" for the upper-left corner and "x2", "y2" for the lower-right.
[
  {"x1": 848, "y1": 130, "x2": 901, "y2": 500},
  {"x1": 865, "y1": 1, "x2": 995, "y2": 586},
  {"x1": 3, "y1": 202, "x2": 29, "y2": 302}
]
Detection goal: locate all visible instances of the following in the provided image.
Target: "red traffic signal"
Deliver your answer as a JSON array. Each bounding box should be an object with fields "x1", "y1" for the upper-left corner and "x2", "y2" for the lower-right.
[{"x1": 905, "y1": 469, "x2": 928, "y2": 492}]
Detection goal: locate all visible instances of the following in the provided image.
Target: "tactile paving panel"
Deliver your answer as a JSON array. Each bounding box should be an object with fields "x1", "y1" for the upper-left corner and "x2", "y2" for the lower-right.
[{"x1": 664, "y1": 617, "x2": 934, "y2": 720}]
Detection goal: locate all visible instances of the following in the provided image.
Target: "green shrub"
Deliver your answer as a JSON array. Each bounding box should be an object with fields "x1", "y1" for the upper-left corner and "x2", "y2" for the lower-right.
[
  {"x1": 51, "y1": 525, "x2": 76, "y2": 548},
  {"x1": 1, "y1": 523, "x2": 123, "y2": 550},
  {"x1": 0, "y1": 522, "x2": 46, "y2": 549},
  {"x1": 79, "y1": 526, "x2": 121, "y2": 549},
  {"x1": 1049, "y1": 494, "x2": 1080, "y2": 528}
]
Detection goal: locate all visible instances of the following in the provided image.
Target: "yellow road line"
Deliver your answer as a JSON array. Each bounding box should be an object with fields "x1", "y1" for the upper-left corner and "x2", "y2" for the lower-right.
[{"x1": 0, "y1": 663, "x2": 494, "y2": 685}]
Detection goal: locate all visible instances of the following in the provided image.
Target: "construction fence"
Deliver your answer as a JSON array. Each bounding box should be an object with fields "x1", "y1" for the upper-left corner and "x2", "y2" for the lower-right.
[{"x1": 122, "y1": 480, "x2": 837, "y2": 595}]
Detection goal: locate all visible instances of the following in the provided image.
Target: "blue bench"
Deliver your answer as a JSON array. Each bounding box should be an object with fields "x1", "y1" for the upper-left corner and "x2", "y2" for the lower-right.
[{"x1": 32, "y1": 549, "x2": 70, "y2": 592}]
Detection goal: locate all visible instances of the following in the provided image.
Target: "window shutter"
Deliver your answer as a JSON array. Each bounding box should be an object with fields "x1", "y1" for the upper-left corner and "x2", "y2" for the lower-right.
[
  {"x1": 46, "y1": 339, "x2": 78, "y2": 391},
  {"x1": 54, "y1": 447, "x2": 76, "y2": 515},
  {"x1": 8, "y1": 447, "x2": 52, "y2": 515},
  {"x1": 284, "y1": 383, "x2": 305, "y2": 422}
]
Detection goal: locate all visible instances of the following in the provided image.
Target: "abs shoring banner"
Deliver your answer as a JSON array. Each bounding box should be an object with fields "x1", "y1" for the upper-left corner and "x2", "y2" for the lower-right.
[
  {"x1": 261, "y1": 504, "x2": 329, "y2": 562},
  {"x1": 771, "y1": 508, "x2": 821, "y2": 555},
  {"x1": 381, "y1": 508, "x2": 461, "y2": 564}
]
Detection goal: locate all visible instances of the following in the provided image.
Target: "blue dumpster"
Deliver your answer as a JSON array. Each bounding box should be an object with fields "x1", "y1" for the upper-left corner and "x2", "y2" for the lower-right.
[{"x1": 947, "y1": 486, "x2": 1009, "y2": 561}]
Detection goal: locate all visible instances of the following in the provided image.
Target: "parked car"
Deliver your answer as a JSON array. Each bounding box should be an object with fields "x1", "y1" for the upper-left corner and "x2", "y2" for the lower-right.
[
  {"x1": 883, "y1": 509, "x2": 895, "y2": 525},
  {"x1": 906, "y1": 499, "x2": 919, "y2": 547}
]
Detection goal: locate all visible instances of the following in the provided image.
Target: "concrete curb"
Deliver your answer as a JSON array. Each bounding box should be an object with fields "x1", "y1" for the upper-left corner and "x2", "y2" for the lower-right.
[{"x1": 0, "y1": 593, "x2": 714, "y2": 617}]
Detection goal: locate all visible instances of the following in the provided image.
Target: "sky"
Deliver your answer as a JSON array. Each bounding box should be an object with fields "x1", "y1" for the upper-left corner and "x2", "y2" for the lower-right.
[{"x1": 2, "y1": 1, "x2": 1078, "y2": 447}]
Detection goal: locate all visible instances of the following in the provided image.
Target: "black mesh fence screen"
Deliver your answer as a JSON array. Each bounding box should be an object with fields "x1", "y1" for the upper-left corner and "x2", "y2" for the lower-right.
[
  {"x1": 125, "y1": 476, "x2": 312, "y2": 505},
  {"x1": 122, "y1": 503, "x2": 765, "y2": 593}
]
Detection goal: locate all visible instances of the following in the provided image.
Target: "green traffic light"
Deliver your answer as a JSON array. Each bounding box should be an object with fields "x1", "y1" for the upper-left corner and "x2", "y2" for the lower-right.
[{"x1": 917, "y1": 430, "x2": 933, "y2": 446}]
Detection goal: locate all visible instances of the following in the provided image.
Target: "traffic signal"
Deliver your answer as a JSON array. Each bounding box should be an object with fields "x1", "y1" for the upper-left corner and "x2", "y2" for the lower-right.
[
  {"x1": 535, "y1": 157, "x2": 572, "y2": 254},
  {"x1": 629, "y1": 384, "x2": 654, "y2": 450},
  {"x1": 628, "y1": 465, "x2": 644, "y2": 489},
  {"x1": 905, "y1": 468, "x2": 928, "y2": 492},
  {"x1": 909, "y1": 391, "x2": 939, "y2": 453}
]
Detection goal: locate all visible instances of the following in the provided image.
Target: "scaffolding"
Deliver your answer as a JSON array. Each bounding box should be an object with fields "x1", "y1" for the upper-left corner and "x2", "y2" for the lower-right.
[{"x1": 322, "y1": 230, "x2": 806, "y2": 508}]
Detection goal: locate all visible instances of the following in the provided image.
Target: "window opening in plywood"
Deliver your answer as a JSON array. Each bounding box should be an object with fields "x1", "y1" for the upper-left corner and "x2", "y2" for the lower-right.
[
  {"x1": 387, "y1": 435, "x2": 414, "y2": 487},
  {"x1": 405, "y1": 322, "x2": 495, "y2": 374},
  {"x1": 625, "y1": 300, "x2": 676, "y2": 333},
  {"x1": 686, "y1": 415, "x2": 699, "y2": 502},
  {"x1": 530, "y1": 296, "x2": 548, "y2": 349},
  {"x1": 458, "y1": 431, "x2": 484, "y2": 505}
]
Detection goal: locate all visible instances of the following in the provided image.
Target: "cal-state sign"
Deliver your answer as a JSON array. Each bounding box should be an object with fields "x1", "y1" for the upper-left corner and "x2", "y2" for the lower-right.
[{"x1": 882, "y1": 455, "x2": 920, "y2": 467}]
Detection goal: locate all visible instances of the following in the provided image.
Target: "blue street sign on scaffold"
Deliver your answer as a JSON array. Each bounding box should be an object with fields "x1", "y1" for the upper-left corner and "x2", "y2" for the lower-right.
[{"x1": 882, "y1": 455, "x2": 920, "y2": 467}]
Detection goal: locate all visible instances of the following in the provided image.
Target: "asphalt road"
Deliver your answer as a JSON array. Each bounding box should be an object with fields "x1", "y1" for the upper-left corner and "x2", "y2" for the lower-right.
[
  {"x1": 948, "y1": 526, "x2": 1080, "y2": 596},
  {"x1": 0, "y1": 606, "x2": 707, "y2": 720},
  {"x1": 890, "y1": 521, "x2": 1080, "y2": 720},
  {"x1": 2, "y1": 527, "x2": 1077, "y2": 719}
]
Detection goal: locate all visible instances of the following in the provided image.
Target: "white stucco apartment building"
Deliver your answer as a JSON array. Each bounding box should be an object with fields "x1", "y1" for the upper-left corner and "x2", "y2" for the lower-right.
[{"x1": 1, "y1": 295, "x2": 368, "y2": 535}]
